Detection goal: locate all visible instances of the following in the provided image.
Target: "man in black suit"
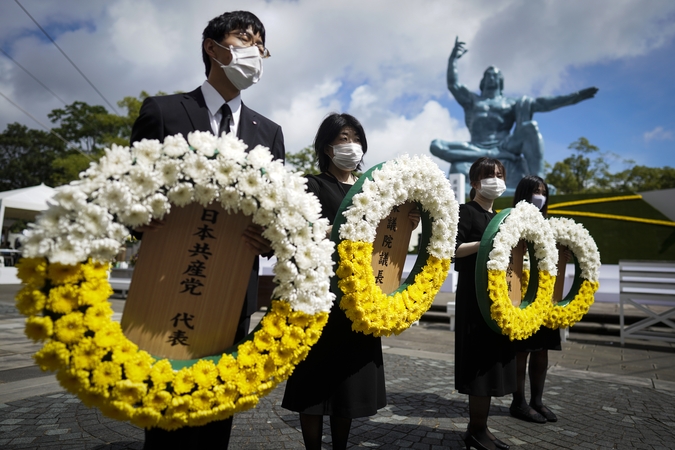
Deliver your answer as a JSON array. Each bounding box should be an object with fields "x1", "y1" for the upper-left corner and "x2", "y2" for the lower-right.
[{"x1": 131, "y1": 10, "x2": 284, "y2": 449}]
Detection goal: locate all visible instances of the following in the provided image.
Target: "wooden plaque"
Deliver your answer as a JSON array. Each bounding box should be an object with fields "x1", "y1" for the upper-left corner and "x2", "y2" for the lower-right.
[
  {"x1": 121, "y1": 203, "x2": 255, "y2": 360},
  {"x1": 371, "y1": 202, "x2": 417, "y2": 295},
  {"x1": 506, "y1": 241, "x2": 525, "y2": 307}
]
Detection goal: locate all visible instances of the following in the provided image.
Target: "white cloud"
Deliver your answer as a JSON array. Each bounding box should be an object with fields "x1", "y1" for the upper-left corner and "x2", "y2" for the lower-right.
[{"x1": 644, "y1": 126, "x2": 674, "y2": 143}]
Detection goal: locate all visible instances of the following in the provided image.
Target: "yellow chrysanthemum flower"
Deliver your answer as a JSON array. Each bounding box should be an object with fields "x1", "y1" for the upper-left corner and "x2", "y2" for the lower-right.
[
  {"x1": 56, "y1": 367, "x2": 89, "y2": 393},
  {"x1": 169, "y1": 395, "x2": 192, "y2": 415},
  {"x1": 53, "y1": 312, "x2": 86, "y2": 344},
  {"x1": 234, "y1": 366, "x2": 262, "y2": 396},
  {"x1": 109, "y1": 340, "x2": 138, "y2": 365},
  {"x1": 113, "y1": 379, "x2": 147, "y2": 404},
  {"x1": 158, "y1": 411, "x2": 189, "y2": 431},
  {"x1": 191, "y1": 360, "x2": 218, "y2": 389},
  {"x1": 217, "y1": 355, "x2": 239, "y2": 381},
  {"x1": 92, "y1": 361, "x2": 122, "y2": 387},
  {"x1": 213, "y1": 382, "x2": 239, "y2": 406},
  {"x1": 236, "y1": 341, "x2": 259, "y2": 368},
  {"x1": 149, "y1": 359, "x2": 174, "y2": 387},
  {"x1": 83, "y1": 302, "x2": 114, "y2": 332},
  {"x1": 33, "y1": 340, "x2": 70, "y2": 371},
  {"x1": 191, "y1": 389, "x2": 214, "y2": 411},
  {"x1": 81, "y1": 260, "x2": 110, "y2": 282},
  {"x1": 253, "y1": 329, "x2": 276, "y2": 352},
  {"x1": 47, "y1": 284, "x2": 80, "y2": 314},
  {"x1": 94, "y1": 322, "x2": 123, "y2": 348},
  {"x1": 48, "y1": 262, "x2": 84, "y2": 286},
  {"x1": 79, "y1": 279, "x2": 113, "y2": 306},
  {"x1": 16, "y1": 257, "x2": 47, "y2": 288},
  {"x1": 24, "y1": 315, "x2": 54, "y2": 341},
  {"x1": 15, "y1": 286, "x2": 46, "y2": 316},
  {"x1": 143, "y1": 389, "x2": 172, "y2": 411},
  {"x1": 132, "y1": 406, "x2": 162, "y2": 429},
  {"x1": 79, "y1": 386, "x2": 109, "y2": 408},
  {"x1": 188, "y1": 409, "x2": 214, "y2": 427},
  {"x1": 123, "y1": 351, "x2": 155, "y2": 383},
  {"x1": 260, "y1": 312, "x2": 285, "y2": 338},
  {"x1": 99, "y1": 399, "x2": 134, "y2": 421},
  {"x1": 71, "y1": 337, "x2": 106, "y2": 370},
  {"x1": 173, "y1": 367, "x2": 195, "y2": 395}
]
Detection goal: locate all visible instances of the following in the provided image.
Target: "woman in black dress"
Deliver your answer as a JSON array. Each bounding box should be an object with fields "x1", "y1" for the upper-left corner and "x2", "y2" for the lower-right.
[
  {"x1": 509, "y1": 176, "x2": 561, "y2": 423},
  {"x1": 282, "y1": 113, "x2": 385, "y2": 450},
  {"x1": 455, "y1": 157, "x2": 514, "y2": 450}
]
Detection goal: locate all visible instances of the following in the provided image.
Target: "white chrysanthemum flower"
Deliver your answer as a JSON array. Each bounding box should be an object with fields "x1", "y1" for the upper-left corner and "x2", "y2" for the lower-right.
[
  {"x1": 188, "y1": 130, "x2": 218, "y2": 157},
  {"x1": 49, "y1": 236, "x2": 88, "y2": 265},
  {"x1": 155, "y1": 159, "x2": 182, "y2": 187},
  {"x1": 162, "y1": 134, "x2": 190, "y2": 158},
  {"x1": 132, "y1": 139, "x2": 162, "y2": 166},
  {"x1": 54, "y1": 185, "x2": 88, "y2": 211},
  {"x1": 240, "y1": 197, "x2": 258, "y2": 216},
  {"x1": 90, "y1": 238, "x2": 123, "y2": 262},
  {"x1": 167, "y1": 183, "x2": 194, "y2": 207},
  {"x1": 215, "y1": 133, "x2": 248, "y2": 162},
  {"x1": 95, "y1": 182, "x2": 134, "y2": 215},
  {"x1": 145, "y1": 193, "x2": 171, "y2": 220},
  {"x1": 273, "y1": 260, "x2": 299, "y2": 284},
  {"x1": 237, "y1": 167, "x2": 266, "y2": 196},
  {"x1": 262, "y1": 225, "x2": 286, "y2": 244},
  {"x1": 194, "y1": 183, "x2": 218, "y2": 207},
  {"x1": 125, "y1": 165, "x2": 161, "y2": 198},
  {"x1": 183, "y1": 153, "x2": 213, "y2": 184},
  {"x1": 213, "y1": 158, "x2": 238, "y2": 186},
  {"x1": 99, "y1": 144, "x2": 134, "y2": 178},
  {"x1": 118, "y1": 204, "x2": 152, "y2": 227},
  {"x1": 272, "y1": 240, "x2": 296, "y2": 260},
  {"x1": 108, "y1": 223, "x2": 130, "y2": 243},
  {"x1": 77, "y1": 203, "x2": 111, "y2": 237},
  {"x1": 253, "y1": 207, "x2": 275, "y2": 227},
  {"x1": 219, "y1": 186, "x2": 240, "y2": 211},
  {"x1": 246, "y1": 145, "x2": 274, "y2": 169}
]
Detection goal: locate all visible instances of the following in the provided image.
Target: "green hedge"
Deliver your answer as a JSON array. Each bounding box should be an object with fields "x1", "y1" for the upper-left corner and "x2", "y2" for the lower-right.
[{"x1": 493, "y1": 193, "x2": 675, "y2": 264}]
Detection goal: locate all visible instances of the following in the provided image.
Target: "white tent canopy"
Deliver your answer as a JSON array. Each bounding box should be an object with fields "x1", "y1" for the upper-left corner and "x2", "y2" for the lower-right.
[{"x1": 0, "y1": 184, "x2": 56, "y2": 242}]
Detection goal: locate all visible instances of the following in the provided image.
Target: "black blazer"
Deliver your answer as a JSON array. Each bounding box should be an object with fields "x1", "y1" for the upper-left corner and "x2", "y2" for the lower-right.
[{"x1": 130, "y1": 87, "x2": 285, "y2": 317}]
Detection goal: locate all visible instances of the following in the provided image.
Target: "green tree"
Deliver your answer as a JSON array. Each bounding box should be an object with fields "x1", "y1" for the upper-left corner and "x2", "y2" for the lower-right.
[
  {"x1": 546, "y1": 137, "x2": 675, "y2": 194},
  {"x1": 0, "y1": 123, "x2": 67, "y2": 190},
  {"x1": 286, "y1": 145, "x2": 320, "y2": 175},
  {"x1": 546, "y1": 137, "x2": 608, "y2": 194}
]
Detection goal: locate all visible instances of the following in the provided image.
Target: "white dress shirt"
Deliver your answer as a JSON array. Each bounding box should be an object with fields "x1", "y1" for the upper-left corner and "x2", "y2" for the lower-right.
[{"x1": 201, "y1": 80, "x2": 242, "y2": 136}]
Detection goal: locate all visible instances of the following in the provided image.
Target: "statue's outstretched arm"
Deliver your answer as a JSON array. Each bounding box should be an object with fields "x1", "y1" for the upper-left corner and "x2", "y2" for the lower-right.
[
  {"x1": 533, "y1": 87, "x2": 599, "y2": 113},
  {"x1": 447, "y1": 36, "x2": 473, "y2": 108}
]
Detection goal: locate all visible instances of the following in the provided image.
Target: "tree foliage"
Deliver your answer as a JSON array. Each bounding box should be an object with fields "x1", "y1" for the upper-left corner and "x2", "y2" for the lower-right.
[
  {"x1": 0, "y1": 123, "x2": 67, "y2": 191},
  {"x1": 0, "y1": 92, "x2": 160, "y2": 190},
  {"x1": 546, "y1": 137, "x2": 675, "y2": 194},
  {"x1": 286, "y1": 145, "x2": 320, "y2": 175}
]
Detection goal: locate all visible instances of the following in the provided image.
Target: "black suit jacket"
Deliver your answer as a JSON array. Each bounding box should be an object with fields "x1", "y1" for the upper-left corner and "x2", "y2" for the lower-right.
[{"x1": 130, "y1": 87, "x2": 285, "y2": 318}]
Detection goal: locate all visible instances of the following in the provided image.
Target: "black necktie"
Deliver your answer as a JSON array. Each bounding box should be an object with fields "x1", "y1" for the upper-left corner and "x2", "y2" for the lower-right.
[{"x1": 218, "y1": 103, "x2": 232, "y2": 136}]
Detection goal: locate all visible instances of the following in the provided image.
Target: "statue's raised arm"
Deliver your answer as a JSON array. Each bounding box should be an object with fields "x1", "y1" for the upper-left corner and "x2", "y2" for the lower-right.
[
  {"x1": 447, "y1": 37, "x2": 473, "y2": 108},
  {"x1": 533, "y1": 87, "x2": 599, "y2": 113}
]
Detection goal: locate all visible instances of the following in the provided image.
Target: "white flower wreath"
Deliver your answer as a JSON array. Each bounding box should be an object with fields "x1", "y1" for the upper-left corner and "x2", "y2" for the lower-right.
[
  {"x1": 17, "y1": 132, "x2": 335, "y2": 430},
  {"x1": 543, "y1": 217, "x2": 600, "y2": 329},
  {"x1": 334, "y1": 155, "x2": 459, "y2": 336}
]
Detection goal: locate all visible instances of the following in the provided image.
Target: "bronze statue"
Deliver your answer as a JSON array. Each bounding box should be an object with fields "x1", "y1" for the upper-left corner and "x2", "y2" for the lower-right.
[{"x1": 431, "y1": 37, "x2": 598, "y2": 194}]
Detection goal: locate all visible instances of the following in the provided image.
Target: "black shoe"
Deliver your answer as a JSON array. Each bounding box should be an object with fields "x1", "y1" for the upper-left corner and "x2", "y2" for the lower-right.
[
  {"x1": 509, "y1": 404, "x2": 546, "y2": 424},
  {"x1": 463, "y1": 432, "x2": 494, "y2": 450},
  {"x1": 531, "y1": 403, "x2": 558, "y2": 422},
  {"x1": 493, "y1": 438, "x2": 510, "y2": 450}
]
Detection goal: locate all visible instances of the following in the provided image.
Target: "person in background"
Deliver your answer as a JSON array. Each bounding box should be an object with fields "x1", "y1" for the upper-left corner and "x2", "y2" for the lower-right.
[
  {"x1": 454, "y1": 157, "x2": 513, "y2": 450},
  {"x1": 509, "y1": 175, "x2": 560, "y2": 423}
]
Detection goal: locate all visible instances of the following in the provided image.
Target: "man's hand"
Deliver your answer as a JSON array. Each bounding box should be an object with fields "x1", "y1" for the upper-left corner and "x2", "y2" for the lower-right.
[
  {"x1": 451, "y1": 36, "x2": 468, "y2": 60},
  {"x1": 242, "y1": 224, "x2": 272, "y2": 255},
  {"x1": 579, "y1": 87, "x2": 599, "y2": 100}
]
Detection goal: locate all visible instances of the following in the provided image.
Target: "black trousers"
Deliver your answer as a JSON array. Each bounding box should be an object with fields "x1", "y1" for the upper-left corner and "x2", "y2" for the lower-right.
[{"x1": 143, "y1": 315, "x2": 251, "y2": 449}]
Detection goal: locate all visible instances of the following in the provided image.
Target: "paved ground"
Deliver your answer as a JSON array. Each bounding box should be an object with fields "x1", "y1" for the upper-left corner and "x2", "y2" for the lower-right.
[{"x1": 0, "y1": 284, "x2": 674, "y2": 449}]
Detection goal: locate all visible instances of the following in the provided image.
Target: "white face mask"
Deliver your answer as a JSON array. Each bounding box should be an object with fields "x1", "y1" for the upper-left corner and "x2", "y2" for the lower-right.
[
  {"x1": 531, "y1": 194, "x2": 547, "y2": 210},
  {"x1": 330, "y1": 143, "x2": 363, "y2": 171},
  {"x1": 477, "y1": 177, "x2": 506, "y2": 200},
  {"x1": 213, "y1": 42, "x2": 263, "y2": 91}
]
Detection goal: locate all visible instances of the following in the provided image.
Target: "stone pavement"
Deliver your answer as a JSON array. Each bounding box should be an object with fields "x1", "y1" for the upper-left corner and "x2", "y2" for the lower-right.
[{"x1": 0, "y1": 284, "x2": 674, "y2": 449}]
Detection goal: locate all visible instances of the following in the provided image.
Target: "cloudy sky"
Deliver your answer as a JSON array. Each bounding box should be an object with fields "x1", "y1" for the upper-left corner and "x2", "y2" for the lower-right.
[{"x1": 1, "y1": 0, "x2": 674, "y2": 175}]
